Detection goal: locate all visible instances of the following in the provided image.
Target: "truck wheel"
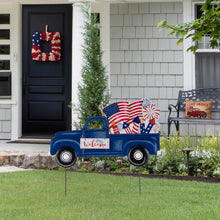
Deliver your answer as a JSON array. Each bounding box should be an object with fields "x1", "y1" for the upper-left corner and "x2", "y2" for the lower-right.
[
  {"x1": 56, "y1": 147, "x2": 77, "y2": 168},
  {"x1": 202, "y1": 113, "x2": 207, "y2": 118},
  {"x1": 128, "y1": 146, "x2": 149, "y2": 167}
]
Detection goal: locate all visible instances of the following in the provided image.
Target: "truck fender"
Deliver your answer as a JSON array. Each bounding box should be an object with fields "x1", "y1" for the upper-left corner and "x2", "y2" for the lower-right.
[
  {"x1": 50, "y1": 139, "x2": 80, "y2": 156},
  {"x1": 122, "y1": 140, "x2": 158, "y2": 156}
]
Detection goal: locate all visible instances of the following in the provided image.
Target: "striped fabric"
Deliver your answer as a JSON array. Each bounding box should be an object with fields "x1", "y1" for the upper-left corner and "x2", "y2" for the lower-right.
[
  {"x1": 103, "y1": 101, "x2": 129, "y2": 129},
  {"x1": 128, "y1": 101, "x2": 143, "y2": 124}
]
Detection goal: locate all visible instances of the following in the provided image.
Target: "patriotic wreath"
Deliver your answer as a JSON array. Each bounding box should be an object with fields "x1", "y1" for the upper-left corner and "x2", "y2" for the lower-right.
[{"x1": 31, "y1": 31, "x2": 61, "y2": 61}]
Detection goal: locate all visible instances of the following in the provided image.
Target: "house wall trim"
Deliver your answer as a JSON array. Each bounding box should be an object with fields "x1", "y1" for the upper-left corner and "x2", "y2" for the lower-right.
[{"x1": 183, "y1": 0, "x2": 195, "y2": 90}]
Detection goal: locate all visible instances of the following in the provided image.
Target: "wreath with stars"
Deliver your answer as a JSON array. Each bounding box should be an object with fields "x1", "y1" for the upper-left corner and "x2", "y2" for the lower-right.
[{"x1": 31, "y1": 31, "x2": 61, "y2": 61}]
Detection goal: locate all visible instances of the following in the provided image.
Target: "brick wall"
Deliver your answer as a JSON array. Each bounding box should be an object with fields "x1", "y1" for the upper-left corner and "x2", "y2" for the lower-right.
[
  {"x1": 0, "y1": 104, "x2": 11, "y2": 139},
  {"x1": 110, "y1": 2, "x2": 184, "y2": 135}
]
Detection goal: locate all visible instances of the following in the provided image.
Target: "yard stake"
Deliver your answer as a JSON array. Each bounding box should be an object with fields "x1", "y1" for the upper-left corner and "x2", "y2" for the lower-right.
[
  {"x1": 139, "y1": 167, "x2": 141, "y2": 196},
  {"x1": 65, "y1": 168, "x2": 67, "y2": 197}
]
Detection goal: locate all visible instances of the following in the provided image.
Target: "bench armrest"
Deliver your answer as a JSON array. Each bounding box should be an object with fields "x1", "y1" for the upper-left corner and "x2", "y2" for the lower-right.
[{"x1": 168, "y1": 104, "x2": 179, "y2": 118}]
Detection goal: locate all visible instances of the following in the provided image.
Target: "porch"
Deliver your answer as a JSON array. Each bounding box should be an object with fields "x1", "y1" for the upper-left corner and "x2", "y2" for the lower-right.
[{"x1": 0, "y1": 139, "x2": 58, "y2": 170}]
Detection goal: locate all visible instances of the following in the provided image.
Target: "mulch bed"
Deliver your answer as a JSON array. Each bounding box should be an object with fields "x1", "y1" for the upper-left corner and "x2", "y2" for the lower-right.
[{"x1": 74, "y1": 171, "x2": 220, "y2": 183}]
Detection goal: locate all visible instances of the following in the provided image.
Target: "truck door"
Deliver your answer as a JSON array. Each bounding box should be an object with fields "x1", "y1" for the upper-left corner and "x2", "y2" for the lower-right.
[{"x1": 80, "y1": 117, "x2": 110, "y2": 152}]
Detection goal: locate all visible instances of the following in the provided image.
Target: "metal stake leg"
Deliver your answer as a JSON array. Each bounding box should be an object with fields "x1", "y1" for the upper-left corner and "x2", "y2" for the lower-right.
[
  {"x1": 139, "y1": 167, "x2": 141, "y2": 196},
  {"x1": 65, "y1": 168, "x2": 67, "y2": 197}
]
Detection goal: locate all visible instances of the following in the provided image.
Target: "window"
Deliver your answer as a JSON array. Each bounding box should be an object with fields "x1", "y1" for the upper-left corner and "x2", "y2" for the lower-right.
[
  {"x1": 195, "y1": 53, "x2": 220, "y2": 88},
  {"x1": 0, "y1": 60, "x2": 10, "y2": 70},
  {"x1": 0, "y1": 14, "x2": 10, "y2": 24},
  {"x1": 0, "y1": 14, "x2": 11, "y2": 97},
  {"x1": 0, "y1": 29, "x2": 10, "y2": 39},
  {"x1": 87, "y1": 120, "x2": 104, "y2": 130},
  {"x1": 195, "y1": 5, "x2": 220, "y2": 89},
  {"x1": 195, "y1": 4, "x2": 219, "y2": 50},
  {"x1": 0, "y1": 45, "x2": 10, "y2": 54},
  {"x1": 0, "y1": 72, "x2": 11, "y2": 97}
]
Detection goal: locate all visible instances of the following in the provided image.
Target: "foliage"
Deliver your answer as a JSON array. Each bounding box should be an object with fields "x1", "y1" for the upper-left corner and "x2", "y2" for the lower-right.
[
  {"x1": 158, "y1": 0, "x2": 220, "y2": 53},
  {"x1": 73, "y1": 157, "x2": 131, "y2": 173},
  {"x1": 74, "y1": 4, "x2": 110, "y2": 129},
  {"x1": 71, "y1": 133, "x2": 220, "y2": 177},
  {"x1": 1, "y1": 171, "x2": 220, "y2": 219}
]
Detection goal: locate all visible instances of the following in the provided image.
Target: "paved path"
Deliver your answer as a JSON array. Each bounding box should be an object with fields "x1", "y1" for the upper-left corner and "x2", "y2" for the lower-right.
[
  {"x1": 0, "y1": 165, "x2": 33, "y2": 173},
  {"x1": 0, "y1": 140, "x2": 50, "y2": 173},
  {"x1": 0, "y1": 140, "x2": 50, "y2": 156}
]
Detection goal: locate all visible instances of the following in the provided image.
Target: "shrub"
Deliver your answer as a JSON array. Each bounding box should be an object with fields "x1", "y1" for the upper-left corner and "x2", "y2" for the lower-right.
[{"x1": 68, "y1": 133, "x2": 220, "y2": 177}]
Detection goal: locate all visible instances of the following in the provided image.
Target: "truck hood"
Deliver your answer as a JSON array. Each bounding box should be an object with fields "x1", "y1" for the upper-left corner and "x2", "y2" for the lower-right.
[{"x1": 54, "y1": 130, "x2": 82, "y2": 139}]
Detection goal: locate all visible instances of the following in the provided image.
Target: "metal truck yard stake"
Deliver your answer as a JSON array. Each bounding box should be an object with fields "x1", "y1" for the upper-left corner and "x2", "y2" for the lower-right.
[{"x1": 50, "y1": 99, "x2": 160, "y2": 196}]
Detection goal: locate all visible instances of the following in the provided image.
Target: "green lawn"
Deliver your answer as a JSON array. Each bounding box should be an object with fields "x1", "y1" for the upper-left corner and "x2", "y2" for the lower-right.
[{"x1": 0, "y1": 170, "x2": 219, "y2": 220}]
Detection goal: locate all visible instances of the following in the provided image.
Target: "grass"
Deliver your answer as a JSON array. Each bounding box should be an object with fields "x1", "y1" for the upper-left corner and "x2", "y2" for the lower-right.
[{"x1": 0, "y1": 170, "x2": 220, "y2": 220}]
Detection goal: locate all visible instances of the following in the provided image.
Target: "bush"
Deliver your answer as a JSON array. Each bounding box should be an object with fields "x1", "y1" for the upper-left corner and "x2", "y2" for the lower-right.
[
  {"x1": 67, "y1": 133, "x2": 220, "y2": 177},
  {"x1": 159, "y1": 133, "x2": 220, "y2": 177}
]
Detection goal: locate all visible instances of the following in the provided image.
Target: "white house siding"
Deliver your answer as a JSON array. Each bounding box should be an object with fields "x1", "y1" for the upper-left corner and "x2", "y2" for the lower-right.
[
  {"x1": 110, "y1": 2, "x2": 184, "y2": 135},
  {"x1": 0, "y1": 2, "x2": 13, "y2": 139},
  {"x1": 0, "y1": 104, "x2": 11, "y2": 139}
]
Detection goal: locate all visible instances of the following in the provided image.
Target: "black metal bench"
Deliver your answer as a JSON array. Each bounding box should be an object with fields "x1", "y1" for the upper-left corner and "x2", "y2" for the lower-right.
[{"x1": 168, "y1": 88, "x2": 220, "y2": 136}]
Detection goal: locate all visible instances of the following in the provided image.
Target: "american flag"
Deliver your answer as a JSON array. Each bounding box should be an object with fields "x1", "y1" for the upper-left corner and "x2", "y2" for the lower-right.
[
  {"x1": 128, "y1": 100, "x2": 143, "y2": 124},
  {"x1": 103, "y1": 101, "x2": 129, "y2": 128}
]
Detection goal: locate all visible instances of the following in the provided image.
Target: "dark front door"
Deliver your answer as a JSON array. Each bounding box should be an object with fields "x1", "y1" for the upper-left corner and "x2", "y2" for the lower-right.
[{"x1": 22, "y1": 5, "x2": 72, "y2": 136}]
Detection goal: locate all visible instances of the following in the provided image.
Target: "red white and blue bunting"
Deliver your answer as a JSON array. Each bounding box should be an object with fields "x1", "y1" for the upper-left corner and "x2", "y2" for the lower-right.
[
  {"x1": 31, "y1": 31, "x2": 61, "y2": 61},
  {"x1": 102, "y1": 99, "x2": 160, "y2": 134}
]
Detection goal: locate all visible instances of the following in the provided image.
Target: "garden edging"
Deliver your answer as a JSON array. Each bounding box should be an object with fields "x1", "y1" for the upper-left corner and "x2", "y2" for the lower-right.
[{"x1": 74, "y1": 171, "x2": 220, "y2": 183}]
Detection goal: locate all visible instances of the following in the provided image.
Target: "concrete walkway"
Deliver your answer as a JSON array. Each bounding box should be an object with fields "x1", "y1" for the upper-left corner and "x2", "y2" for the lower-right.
[
  {"x1": 0, "y1": 140, "x2": 50, "y2": 156},
  {"x1": 0, "y1": 165, "x2": 33, "y2": 173},
  {"x1": 0, "y1": 140, "x2": 52, "y2": 173}
]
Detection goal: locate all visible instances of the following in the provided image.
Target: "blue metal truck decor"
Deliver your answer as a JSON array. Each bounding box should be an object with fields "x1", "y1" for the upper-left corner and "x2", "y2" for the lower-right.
[{"x1": 50, "y1": 116, "x2": 160, "y2": 168}]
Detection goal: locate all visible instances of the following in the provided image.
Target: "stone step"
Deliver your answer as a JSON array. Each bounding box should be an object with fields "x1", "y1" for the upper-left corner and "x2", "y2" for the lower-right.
[{"x1": 0, "y1": 154, "x2": 59, "y2": 170}]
